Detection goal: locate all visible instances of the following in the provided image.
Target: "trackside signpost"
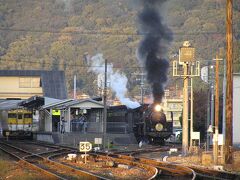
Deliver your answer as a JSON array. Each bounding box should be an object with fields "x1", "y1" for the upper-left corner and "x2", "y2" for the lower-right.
[
  {"x1": 6, "y1": 131, "x2": 10, "y2": 141},
  {"x1": 79, "y1": 142, "x2": 92, "y2": 164}
]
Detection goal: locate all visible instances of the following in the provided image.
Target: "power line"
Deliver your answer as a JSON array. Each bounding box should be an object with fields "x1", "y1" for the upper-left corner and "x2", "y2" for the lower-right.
[
  {"x1": 1, "y1": 57, "x2": 240, "y2": 71},
  {"x1": 0, "y1": 27, "x2": 238, "y2": 36},
  {"x1": 0, "y1": 57, "x2": 146, "y2": 69}
]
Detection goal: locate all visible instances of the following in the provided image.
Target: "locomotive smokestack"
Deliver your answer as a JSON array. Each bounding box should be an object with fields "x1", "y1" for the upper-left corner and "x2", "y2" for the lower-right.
[{"x1": 137, "y1": 0, "x2": 172, "y2": 104}]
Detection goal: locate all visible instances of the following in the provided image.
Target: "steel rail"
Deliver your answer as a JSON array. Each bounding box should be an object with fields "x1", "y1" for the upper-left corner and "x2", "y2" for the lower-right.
[
  {"x1": 21, "y1": 140, "x2": 158, "y2": 180},
  {"x1": 100, "y1": 152, "x2": 195, "y2": 179},
  {"x1": 88, "y1": 152, "x2": 158, "y2": 180},
  {"x1": 190, "y1": 166, "x2": 240, "y2": 180},
  {"x1": 0, "y1": 142, "x2": 108, "y2": 180},
  {"x1": 0, "y1": 143, "x2": 64, "y2": 179}
]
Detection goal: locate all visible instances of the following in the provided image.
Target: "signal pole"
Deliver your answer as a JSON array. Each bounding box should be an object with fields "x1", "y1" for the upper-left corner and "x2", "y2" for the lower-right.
[
  {"x1": 173, "y1": 41, "x2": 200, "y2": 156},
  {"x1": 225, "y1": 0, "x2": 233, "y2": 164}
]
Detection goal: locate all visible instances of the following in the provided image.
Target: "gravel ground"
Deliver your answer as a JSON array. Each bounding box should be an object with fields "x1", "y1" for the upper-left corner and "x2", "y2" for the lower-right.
[
  {"x1": 167, "y1": 149, "x2": 240, "y2": 173},
  {"x1": 0, "y1": 150, "x2": 46, "y2": 180}
]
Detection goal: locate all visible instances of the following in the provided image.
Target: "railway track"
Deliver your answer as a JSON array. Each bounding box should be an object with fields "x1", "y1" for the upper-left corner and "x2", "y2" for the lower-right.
[
  {"x1": 189, "y1": 166, "x2": 240, "y2": 180},
  {"x1": 20, "y1": 140, "x2": 159, "y2": 179},
  {"x1": 1, "y1": 140, "x2": 239, "y2": 180},
  {"x1": 100, "y1": 152, "x2": 195, "y2": 180},
  {"x1": 0, "y1": 141, "x2": 108, "y2": 179},
  {"x1": 0, "y1": 140, "x2": 158, "y2": 179},
  {"x1": 110, "y1": 147, "x2": 240, "y2": 180}
]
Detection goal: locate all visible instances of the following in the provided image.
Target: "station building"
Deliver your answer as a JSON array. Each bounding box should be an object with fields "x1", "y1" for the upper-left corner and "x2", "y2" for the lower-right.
[
  {"x1": 37, "y1": 98, "x2": 105, "y2": 144},
  {"x1": 0, "y1": 70, "x2": 67, "y2": 100},
  {"x1": 0, "y1": 70, "x2": 67, "y2": 136},
  {"x1": 0, "y1": 70, "x2": 136, "y2": 146}
]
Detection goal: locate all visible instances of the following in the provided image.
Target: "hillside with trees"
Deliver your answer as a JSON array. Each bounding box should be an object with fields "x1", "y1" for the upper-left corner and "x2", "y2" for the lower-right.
[{"x1": 0, "y1": 0, "x2": 239, "y2": 97}]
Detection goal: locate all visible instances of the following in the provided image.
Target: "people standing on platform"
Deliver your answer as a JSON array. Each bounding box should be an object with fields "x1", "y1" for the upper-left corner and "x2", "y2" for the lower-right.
[
  {"x1": 60, "y1": 116, "x2": 66, "y2": 134},
  {"x1": 83, "y1": 118, "x2": 88, "y2": 133},
  {"x1": 79, "y1": 113, "x2": 88, "y2": 133}
]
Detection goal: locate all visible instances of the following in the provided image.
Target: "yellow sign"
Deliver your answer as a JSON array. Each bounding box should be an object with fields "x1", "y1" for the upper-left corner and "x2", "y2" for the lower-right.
[
  {"x1": 180, "y1": 47, "x2": 195, "y2": 63},
  {"x1": 52, "y1": 109, "x2": 61, "y2": 116},
  {"x1": 79, "y1": 142, "x2": 92, "y2": 152}
]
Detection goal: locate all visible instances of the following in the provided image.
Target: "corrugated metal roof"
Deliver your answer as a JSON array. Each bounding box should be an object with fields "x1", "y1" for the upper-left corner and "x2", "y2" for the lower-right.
[
  {"x1": 0, "y1": 70, "x2": 67, "y2": 99},
  {"x1": 41, "y1": 99, "x2": 74, "y2": 109},
  {"x1": 0, "y1": 70, "x2": 43, "y2": 76},
  {"x1": 0, "y1": 100, "x2": 23, "y2": 110},
  {"x1": 41, "y1": 99, "x2": 104, "y2": 110},
  {"x1": 40, "y1": 71, "x2": 67, "y2": 99}
]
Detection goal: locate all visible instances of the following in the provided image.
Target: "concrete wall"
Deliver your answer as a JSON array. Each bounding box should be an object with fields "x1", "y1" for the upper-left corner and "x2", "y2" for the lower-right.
[
  {"x1": 0, "y1": 76, "x2": 43, "y2": 99},
  {"x1": 36, "y1": 133, "x2": 54, "y2": 143},
  {"x1": 233, "y1": 75, "x2": 240, "y2": 145},
  {"x1": 35, "y1": 132, "x2": 137, "y2": 146}
]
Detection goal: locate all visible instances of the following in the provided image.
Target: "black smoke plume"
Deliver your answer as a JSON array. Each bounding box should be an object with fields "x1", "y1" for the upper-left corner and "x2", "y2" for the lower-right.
[{"x1": 137, "y1": 0, "x2": 172, "y2": 104}]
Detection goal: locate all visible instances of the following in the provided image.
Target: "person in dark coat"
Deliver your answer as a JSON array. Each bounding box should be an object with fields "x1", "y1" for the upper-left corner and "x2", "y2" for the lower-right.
[{"x1": 60, "y1": 116, "x2": 66, "y2": 134}]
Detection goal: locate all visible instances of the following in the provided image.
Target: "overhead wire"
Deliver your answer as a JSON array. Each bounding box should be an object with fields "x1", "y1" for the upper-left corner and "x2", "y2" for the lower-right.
[
  {"x1": 1, "y1": 56, "x2": 240, "y2": 70},
  {"x1": 0, "y1": 27, "x2": 236, "y2": 36}
]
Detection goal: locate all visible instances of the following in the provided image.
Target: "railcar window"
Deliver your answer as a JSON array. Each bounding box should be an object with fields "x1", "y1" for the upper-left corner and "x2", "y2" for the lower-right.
[
  {"x1": 8, "y1": 113, "x2": 17, "y2": 118},
  {"x1": 18, "y1": 114, "x2": 23, "y2": 119},
  {"x1": 24, "y1": 114, "x2": 32, "y2": 118}
]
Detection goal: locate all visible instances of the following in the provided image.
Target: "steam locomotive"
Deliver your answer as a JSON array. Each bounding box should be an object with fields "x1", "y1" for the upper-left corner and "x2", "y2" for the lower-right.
[
  {"x1": 107, "y1": 104, "x2": 173, "y2": 144},
  {"x1": 133, "y1": 104, "x2": 173, "y2": 144}
]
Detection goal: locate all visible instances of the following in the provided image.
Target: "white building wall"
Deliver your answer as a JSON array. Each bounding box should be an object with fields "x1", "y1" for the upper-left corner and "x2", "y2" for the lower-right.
[{"x1": 233, "y1": 75, "x2": 240, "y2": 145}]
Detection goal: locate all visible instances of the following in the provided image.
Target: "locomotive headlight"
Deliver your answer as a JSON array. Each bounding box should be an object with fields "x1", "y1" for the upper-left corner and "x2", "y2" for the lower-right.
[
  {"x1": 155, "y1": 123, "x2": 163, "y2": 131},
  {"x1": 154, "y1": 104, "x2": 162, "y2": 112}
]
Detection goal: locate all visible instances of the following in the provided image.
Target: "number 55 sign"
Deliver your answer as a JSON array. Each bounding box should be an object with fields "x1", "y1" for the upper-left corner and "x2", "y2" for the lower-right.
[{"x1": 79, "y1": 142, "x2": 92, "y2": 152}]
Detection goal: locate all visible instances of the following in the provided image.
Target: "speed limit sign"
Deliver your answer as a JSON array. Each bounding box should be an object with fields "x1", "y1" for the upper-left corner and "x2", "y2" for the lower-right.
[{"x1": 79, "y1": 142, "x2": 92, "y2": 152}]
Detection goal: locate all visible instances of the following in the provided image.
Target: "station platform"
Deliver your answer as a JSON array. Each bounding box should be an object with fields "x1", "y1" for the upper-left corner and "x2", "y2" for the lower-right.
[{"x1": 34, "y1": 131, "x2": 138, "y2": 148}]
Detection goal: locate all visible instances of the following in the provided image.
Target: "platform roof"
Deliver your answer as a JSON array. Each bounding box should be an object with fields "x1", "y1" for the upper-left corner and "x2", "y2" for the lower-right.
[
  {"x1": 41, "y1": 98, "x2": 104, "y2": 110},
  {"x1": 0, "y1": 99, "x2": 23, "y2": 110},
  {"x1": 19, "y1": 96, "x2": 44, "y2": 108}
]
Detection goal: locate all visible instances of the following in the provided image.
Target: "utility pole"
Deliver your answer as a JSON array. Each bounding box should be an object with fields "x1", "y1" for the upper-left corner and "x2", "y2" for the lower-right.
[
  {"x1": 74, "y1": 75, "x2": 76, "y2": 99},
  {"x1": 213, "y1": 53, "x2": 221, "y2": 165},
  {"x1": 140, "y1": 72, "x2": 144, "y2": 104},
  {"x1": 207, "y1": 87, "x2": 211, "y2": 151},
  {"x1": 102, "y1": 59, "x2": 107, "y2": 150},
  {"x1": 222, "y1": 58, "x2": 226, "y2": 144},
  {"x1": 210, "y1": 66, "x2": 215, "y2": 133},
  {"x1": 182, "y1": 63, "x2": 189, "y2": 155},
  {"x1": 225, "y1": 0, "x2": 233, "y2": 164},
  {"x1": 190, "y1": 67, "x2": 194, "y2": 148}
]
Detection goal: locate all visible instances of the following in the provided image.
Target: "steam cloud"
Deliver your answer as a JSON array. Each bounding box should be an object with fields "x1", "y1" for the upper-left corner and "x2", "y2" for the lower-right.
[
  {"x1": 137, "y1": 0, "x2": 173, "y2": 104},
  {"x1": 90, "y1": 54, "x2": 140, "y2": 109}
]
